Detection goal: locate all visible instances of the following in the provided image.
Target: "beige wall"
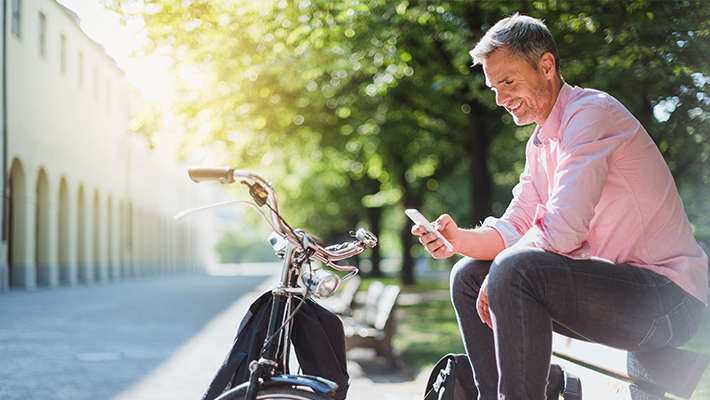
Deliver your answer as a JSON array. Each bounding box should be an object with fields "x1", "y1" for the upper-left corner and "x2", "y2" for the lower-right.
[{"x1": 2, "y1": 0, "x2": 208, "y2": 291}]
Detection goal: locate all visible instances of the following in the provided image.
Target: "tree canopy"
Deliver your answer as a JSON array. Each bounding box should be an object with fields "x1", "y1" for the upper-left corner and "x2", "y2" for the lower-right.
[{"x1": 107, "y1": 0, "x2": 710, "y2": 284}]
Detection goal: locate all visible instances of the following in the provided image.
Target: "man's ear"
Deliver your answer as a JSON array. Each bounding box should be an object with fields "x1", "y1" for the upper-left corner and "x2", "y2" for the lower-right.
[{"x1": 539, "y1": 52, "x2": 556, "y2": 79}]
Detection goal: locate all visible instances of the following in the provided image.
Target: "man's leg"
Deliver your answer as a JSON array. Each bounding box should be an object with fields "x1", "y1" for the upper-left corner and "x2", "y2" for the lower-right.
[
  {"x1": 487, "y1": 247, "x2": 706, "y2": 400},
  {"x1": 450, "y1": 257, "x2": 497, "y2": 400}
]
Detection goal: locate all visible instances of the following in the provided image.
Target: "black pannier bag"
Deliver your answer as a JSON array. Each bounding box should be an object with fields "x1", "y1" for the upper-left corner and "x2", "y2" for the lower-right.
[
  {"x1": 424, "y1": 353, "x2": 477, "y2": 400},
  {"x1": 423, "y1": 353, "x2": 582, "y2": 400},
  {"x1": 201, "y1": 292, "x2": 350, "y2": 400}
]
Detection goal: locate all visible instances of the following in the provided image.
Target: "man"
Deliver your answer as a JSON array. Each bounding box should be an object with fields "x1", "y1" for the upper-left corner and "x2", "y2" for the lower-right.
[{"x1": 412, "y1": 14, "x2": 707, "y2": 400}]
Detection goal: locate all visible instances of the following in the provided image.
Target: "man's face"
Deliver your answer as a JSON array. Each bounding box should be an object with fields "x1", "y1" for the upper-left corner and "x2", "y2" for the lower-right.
[{"x1": 483, "y1": 48, "x2": 556, "y2": 126}]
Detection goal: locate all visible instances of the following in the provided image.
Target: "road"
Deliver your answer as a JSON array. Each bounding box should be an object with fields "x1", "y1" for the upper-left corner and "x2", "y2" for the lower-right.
[{"x1": 0, "y1": 269, "x2": 275, "y2": 400}]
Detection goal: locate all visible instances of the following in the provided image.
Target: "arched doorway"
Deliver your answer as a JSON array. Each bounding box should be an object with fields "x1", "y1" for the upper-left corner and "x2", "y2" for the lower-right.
[{"x1": 8, "y1": 159, "x2": 34, "y2": 289}]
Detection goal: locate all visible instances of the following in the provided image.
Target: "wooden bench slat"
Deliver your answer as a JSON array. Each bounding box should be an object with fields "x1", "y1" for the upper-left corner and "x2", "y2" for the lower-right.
[{"x1": 342, "y1": 283, "x2": 401, "y2": 366}]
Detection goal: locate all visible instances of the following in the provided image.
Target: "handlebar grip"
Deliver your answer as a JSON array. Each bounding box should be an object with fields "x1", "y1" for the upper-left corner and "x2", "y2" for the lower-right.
[{"x1": 187, "y1": 166, "x2": 237, "y2": 184}]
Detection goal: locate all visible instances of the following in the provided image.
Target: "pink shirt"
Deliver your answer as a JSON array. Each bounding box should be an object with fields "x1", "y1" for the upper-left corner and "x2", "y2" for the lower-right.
[{"x1": 484, "y1": 83, "x2": 708, "y2": 303}]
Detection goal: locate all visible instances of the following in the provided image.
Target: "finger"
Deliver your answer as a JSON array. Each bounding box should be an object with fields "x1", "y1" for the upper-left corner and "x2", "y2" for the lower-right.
[
  {"x1": 433, "y1": 213, "x2": 452, "y2": 227},
  {"x1": 424, "y1": 236, "x2": 449, "y2": 254},
  {"x1": 476, "y1": 298, "x2": 490, "y2": 325},
  {"x1": 412, "y1": 224, "x2": 430, "y2": 236},
  {"x1": 419, "y1": 232, "x2": 438, "y2": 246}
]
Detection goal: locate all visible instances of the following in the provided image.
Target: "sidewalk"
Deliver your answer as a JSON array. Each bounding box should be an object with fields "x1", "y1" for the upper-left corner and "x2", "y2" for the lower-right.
[{"x1": 346, "y1": 352, "x2": 430, "y2": 400}]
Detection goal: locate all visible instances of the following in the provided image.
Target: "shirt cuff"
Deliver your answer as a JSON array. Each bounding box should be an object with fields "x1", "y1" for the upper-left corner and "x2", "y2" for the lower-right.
[{"x1": 482, "y1": 216, "x2": 521, "y2": 248}]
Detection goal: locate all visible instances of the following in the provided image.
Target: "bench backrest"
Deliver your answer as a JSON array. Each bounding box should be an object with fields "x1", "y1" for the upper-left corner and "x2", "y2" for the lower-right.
[
  {"x1": 372, "y1": 285, "x2": 400, "y2": 331},
  {"x1": 338, "y1": 275, "x2": 361, "y2": 310}
]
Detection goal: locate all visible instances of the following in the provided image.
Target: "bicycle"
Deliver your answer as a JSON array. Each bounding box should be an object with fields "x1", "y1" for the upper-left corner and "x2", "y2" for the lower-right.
[{"x1": 175, "y1": 166, "x2": 378, "y2": 400}]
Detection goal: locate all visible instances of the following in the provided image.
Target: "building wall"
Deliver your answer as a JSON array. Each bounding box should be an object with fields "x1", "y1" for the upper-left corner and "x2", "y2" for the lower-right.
[{"x1": 1, "y1": 0, "x2": 208, "y2": 291}]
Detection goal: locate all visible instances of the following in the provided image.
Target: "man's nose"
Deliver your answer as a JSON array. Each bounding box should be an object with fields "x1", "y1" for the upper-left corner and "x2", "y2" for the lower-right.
[{"x1": 495, "y1": 89, "x2": 507, "y2": 107}]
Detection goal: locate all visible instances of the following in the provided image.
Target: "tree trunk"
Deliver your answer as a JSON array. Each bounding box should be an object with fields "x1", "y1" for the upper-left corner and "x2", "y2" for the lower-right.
[
  {"x1": 367, "y1": 206, "x2": 383, "y2": 278},
  {"x1": 401, "y1": 189, "x2": 422, "y2": 286},
  {"x1": 401, "y1": 223, "x2": 415, "y2": 285},
  {"x1": 465, "y1": 113, "x2": 494, "y2": 225}
]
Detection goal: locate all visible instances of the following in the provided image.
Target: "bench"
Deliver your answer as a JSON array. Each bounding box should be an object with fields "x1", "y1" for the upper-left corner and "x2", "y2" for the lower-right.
[
  {"x1": 341, "y1": 281, "x2": 401, "y2": 366},
  {"x1": 552, "y1": 333, "x2": 709, "y2": 399},
  {"x1": 320, "y1": 275, "x2": 361, "y2": 317}
]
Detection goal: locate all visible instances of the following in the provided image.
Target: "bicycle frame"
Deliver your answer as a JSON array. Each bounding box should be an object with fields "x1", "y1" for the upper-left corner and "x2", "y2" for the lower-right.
[{"x1": 176, "y1": 166, "x2": 377, "y2": 400}]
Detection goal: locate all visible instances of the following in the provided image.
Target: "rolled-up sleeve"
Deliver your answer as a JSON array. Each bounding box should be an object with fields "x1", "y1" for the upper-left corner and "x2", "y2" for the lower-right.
[{"x1": 482, "y1": 138, "x2": 542, "y2": 247}]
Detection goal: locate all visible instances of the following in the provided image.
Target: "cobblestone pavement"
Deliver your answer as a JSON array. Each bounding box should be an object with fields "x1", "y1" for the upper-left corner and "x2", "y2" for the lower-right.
[{"x1": 0, "y1": 266, "x2": 428, "y2": 400}]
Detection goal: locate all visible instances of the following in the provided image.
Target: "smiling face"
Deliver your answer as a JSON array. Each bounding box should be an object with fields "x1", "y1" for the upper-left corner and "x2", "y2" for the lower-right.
[{"x1": 483, "y1": 48, "x2": 560, "y2": 127}]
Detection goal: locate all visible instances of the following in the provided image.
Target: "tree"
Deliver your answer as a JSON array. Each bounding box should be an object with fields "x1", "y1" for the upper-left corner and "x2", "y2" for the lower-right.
[{"x1": 108, "y1": 0, "x2": 710, "y2": 284}]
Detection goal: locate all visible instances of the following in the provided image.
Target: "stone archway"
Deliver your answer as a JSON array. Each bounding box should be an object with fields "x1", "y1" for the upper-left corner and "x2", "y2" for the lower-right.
[{"x1": 8, "y1": 159, "x2": 35, "y2": 289}]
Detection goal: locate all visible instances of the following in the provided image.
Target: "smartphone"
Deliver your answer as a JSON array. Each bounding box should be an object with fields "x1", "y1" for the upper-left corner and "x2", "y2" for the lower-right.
[{"x1": 405, "y1": 209, "x2": 454, "y2": 252}]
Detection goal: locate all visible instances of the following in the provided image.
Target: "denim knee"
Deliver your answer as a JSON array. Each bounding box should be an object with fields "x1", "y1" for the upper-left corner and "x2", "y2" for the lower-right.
[
  {"x1": 450, "y1": 257, "x2": 491, "y2": 304},
  {"x1": 487, "y1": 247, "x2": 546, "y2": 309}
]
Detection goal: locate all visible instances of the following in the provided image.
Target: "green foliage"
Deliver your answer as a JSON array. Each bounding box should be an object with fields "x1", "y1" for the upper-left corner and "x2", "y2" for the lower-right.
[
  {"x1": 107, "y1": 0, "x2": 710, "y2": 281},
  {"x1": 214, "y1": 230, "x2": 277, "y2": 263}
]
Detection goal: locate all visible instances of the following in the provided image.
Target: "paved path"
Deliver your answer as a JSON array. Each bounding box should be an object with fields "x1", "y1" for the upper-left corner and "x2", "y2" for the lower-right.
[
  {"x1": 0, "y1": 269, "x2": 274, "y2": 399},
  {"x1": 0, "y1": 266, "x2": 426, "y2": 400}
]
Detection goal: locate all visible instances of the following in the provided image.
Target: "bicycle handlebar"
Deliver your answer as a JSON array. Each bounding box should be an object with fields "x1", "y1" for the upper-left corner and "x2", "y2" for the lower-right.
[
  {"x1": 181, "y1": 166, "x2": 377, "y2": 273},
  {"x1": 188, "y1": 166, "x2": 237, "y2": 184}
]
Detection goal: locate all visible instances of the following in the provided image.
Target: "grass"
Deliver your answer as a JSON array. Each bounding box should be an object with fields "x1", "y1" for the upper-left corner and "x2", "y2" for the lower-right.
[
  {"x1": 357, "y1": 277, "x2": 466, "y2": 369},
  {"x1": 395, "y1": 297, "x2": 465, "y2": 368}
]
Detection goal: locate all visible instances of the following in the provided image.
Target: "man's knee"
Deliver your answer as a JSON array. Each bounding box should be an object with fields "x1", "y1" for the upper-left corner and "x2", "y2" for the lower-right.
[
  {"x1": 450, "y1": 257, "x2": 491, "y2": 300},
  {"x1": 488, "y1": 247, "x2": 550, "y2": 305}
]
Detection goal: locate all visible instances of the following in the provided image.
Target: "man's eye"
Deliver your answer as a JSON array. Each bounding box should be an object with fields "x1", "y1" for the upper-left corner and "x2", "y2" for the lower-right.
[{"x1": 505, "y1": 80, "x2": 513, "y2": 85}]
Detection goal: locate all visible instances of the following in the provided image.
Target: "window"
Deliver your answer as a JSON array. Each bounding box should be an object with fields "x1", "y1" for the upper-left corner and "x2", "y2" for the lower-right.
[
  {"x1": 11, "y1": 0, "x2": 21, "y2": 36},
  {"x1": 39, "y1": 13, "x2": 46, "y2": 56},
  {"x1": 78, "y1": 52, "x2": 84, "y2": 87},
  {"x1": 60, "y1": 34, "x2": 66, "y2": 73}
]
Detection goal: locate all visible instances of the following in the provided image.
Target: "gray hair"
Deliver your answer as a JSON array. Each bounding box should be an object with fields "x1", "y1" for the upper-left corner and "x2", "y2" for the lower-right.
[{"x1": 470, "y1": 13, "x2": 560, "y2": 75}]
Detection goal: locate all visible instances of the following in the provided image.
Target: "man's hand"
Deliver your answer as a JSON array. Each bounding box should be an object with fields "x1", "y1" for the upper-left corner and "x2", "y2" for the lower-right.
[
  {"x1": 477, "y1": 274, "x2": 492, "y2": 328},
  {"x1": 411, "y1": 214, "x2": 458, "y2": 259}
]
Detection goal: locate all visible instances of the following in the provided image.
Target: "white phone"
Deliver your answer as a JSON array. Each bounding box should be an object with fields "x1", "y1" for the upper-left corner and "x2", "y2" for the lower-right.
[{"x1": 405, "y1": 209, "x2": 454, "y2": 252}]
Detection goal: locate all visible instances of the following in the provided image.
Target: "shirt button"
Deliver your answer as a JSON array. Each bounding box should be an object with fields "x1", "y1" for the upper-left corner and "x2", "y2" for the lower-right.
[{"x1": 581, "y1": 253, "x2": 587, "y2": 258}]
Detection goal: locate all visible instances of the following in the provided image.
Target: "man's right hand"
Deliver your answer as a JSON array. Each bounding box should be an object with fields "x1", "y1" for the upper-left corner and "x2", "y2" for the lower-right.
[
  {"x1": 477, "y1": 274, "x2": 492, "y2": 328},
  {"x1": 411, "y1": 214, "x2": 459, "y2": 259}
]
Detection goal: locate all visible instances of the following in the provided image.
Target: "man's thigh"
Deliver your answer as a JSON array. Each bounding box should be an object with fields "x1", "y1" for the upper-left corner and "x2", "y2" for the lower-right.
[{"x1": 491, "y1": 247, "x2": 704, "y2": 352}]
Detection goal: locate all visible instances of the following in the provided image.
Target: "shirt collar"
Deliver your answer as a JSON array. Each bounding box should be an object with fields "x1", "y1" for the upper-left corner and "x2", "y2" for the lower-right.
[{"x1": 533, "y1": 82, "x2": 572, "y2": 147}]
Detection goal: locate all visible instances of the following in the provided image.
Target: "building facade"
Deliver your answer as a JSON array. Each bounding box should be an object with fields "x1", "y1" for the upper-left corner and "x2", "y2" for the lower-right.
[{"x1": 1, "y1": 0, "x2": 208, "y2": 292}]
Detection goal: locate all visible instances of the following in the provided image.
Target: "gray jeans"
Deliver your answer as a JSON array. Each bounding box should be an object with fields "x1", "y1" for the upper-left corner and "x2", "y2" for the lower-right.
[{"x1": 450, "y1": 247, "x2": 706, "y2": 400}]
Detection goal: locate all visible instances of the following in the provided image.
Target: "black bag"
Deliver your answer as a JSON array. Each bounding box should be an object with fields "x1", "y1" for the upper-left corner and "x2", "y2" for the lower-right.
[
  {"x1": 201, "y1": 292, "x2": 350, "y2": 400},
  {"x1": 423, "y1": 353, "x2": 477, "y2": 400},
  {"x1": 423, "y1": 354, "x2": 582, "y2": 400}
]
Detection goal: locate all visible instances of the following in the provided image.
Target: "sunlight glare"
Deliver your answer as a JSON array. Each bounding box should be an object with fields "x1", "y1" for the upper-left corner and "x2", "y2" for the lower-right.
[{"x1": 56, "y1": 0, "x2": 174, "y2": 102}]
